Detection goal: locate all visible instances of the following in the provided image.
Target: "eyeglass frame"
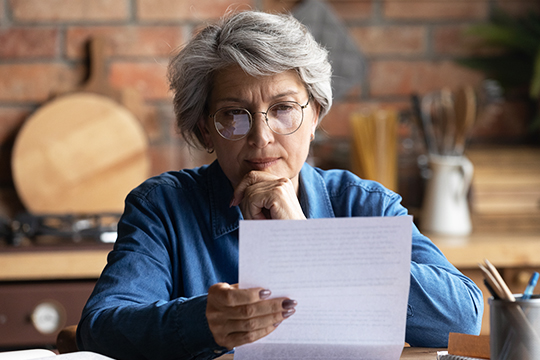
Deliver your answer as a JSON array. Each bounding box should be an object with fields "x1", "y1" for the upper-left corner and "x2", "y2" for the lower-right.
[{"x1": 208, "y1": 96, "x2": 311, "y2": 141}]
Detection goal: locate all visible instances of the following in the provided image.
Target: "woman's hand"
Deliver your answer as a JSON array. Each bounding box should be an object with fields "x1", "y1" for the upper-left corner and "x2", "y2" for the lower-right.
[
  {"x1": 206, "y1": 283, "x2": 297, "y2": 350},
  {"x1": 230, "y1": 171, "x2": 306, "y2": 220}
]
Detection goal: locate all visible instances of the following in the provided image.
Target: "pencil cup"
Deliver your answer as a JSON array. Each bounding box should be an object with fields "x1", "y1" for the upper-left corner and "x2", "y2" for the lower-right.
[
  {"x1": 490, "y1": 296, "x2": 540, "y2": 360},
  {"x1": 420, "y1": 154, "x2": 473, "y2": 236}
]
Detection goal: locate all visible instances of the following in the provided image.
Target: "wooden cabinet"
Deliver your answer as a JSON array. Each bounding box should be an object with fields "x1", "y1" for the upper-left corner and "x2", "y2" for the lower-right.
[{"x1": 0, "y1": 244, "x2": 111, "y2": 349}]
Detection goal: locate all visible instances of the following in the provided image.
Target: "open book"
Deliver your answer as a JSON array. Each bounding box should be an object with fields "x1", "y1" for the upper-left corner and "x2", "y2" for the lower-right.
[{"x1": 0, "y1": 350, "x2": 115, "y2": 360}]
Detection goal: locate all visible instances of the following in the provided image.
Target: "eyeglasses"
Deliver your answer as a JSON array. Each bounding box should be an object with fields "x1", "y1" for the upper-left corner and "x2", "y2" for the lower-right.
[{"x1": 208, "y1": 97, "x2": 310, "y2": 141}]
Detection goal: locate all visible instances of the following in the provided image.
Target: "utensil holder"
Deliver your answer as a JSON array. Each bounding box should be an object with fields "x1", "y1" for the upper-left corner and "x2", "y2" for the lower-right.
[
  {"x1": 490, "y1": 296, "x2": 540, "y2": 360},
  {"x1": 421, "y1": 154, "x2": 473, "y2": 236}
]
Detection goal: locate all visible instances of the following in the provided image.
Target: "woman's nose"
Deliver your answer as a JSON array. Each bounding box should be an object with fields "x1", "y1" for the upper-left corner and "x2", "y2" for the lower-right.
[{"x1": 247, "y1": 113, "x2": 273, "y2": 148}]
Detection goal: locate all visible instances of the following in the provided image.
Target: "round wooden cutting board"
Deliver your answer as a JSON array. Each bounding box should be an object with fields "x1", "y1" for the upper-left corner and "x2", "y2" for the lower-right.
[{"x1": 12, "y1": 92, "x2": 150, "y2": 214}]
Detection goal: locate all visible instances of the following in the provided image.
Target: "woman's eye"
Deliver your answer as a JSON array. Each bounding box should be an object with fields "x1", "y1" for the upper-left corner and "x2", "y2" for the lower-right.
[
  {"x1": 224, "y1": 109, "x2": 245, "y2": 116},
  {"x1": 273, "y1": 104, "x2": 294, "y2": 112}
]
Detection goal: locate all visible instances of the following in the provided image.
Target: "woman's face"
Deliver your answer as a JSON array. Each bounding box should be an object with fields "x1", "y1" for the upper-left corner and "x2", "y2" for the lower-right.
[{"x1": 200, "y1": 66, "x2": 319, "y2": 191}]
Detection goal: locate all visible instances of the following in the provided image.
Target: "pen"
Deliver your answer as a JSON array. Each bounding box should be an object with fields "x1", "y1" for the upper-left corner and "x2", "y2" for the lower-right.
[
  {"x1": 483, "y1": 278, "x2": 500, "y2": 300},
  {"x1": 522, "y1": 272, "x2": 539, "y2": 300}
]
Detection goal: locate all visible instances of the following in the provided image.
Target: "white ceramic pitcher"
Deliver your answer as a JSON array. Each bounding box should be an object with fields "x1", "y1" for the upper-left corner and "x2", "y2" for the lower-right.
[{"x1": 421, "y1": 154, "x2": 474, "y2": 236}]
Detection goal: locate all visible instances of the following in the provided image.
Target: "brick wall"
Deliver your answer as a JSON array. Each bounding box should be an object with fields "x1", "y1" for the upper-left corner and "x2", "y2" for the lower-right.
[{"x1": 0, "y1": 0, "x2": 538, "y2": 218}]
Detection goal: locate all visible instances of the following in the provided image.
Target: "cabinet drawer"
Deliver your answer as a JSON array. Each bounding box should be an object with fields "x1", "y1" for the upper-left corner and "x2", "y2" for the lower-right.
[{"x1": 0, "y1": 280, "x2": 95, "y2": 348}]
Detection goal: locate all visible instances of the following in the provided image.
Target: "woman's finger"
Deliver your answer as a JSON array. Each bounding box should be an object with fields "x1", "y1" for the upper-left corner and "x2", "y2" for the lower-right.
[
  {"x1": 225, "y1": 307, "x2": 296, "y2": 333},
  {"x1": 206, "y1": 283, "x2": 298, "y2": 349},
  {"x1": 212, "y1": 306, "x2": 296, "y2": 349},
  {"x1": 230, "y1": 171, "x2": 281, "y2": 207},
  {"x1": 239, "y1": 178, "x2": 305, "y2": 220},
  {"x1": 208, "y1": 282, "x2": 270, "y2": 307},
  {"x1": 219, "y1": 324, "x2": 279, "y2": 349},
  {"x1": 242, "y1": 180, "x2": 285, "y2": 219},
  {"x1": 226, "y1": 298, "x2": 297, "y2": 320}
]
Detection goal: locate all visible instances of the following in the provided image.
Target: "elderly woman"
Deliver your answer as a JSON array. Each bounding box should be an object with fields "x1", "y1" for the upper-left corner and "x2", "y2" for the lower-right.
[{"x1": 77, "y1": 10, "x2": 483, "y2": 360}]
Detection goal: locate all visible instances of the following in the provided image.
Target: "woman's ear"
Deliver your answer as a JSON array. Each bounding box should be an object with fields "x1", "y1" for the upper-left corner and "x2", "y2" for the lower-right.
[
  {"x1": 197, "y1": 118, "x2": 214, "y2": 150},
  {"x1": 310, "y1": 102, "x2": 321, "y2": 134}
]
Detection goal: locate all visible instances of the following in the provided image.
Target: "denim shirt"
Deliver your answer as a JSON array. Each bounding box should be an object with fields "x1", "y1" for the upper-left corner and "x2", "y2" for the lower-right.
[{"x1": 77, "y1": 161, "x2": 483, "y2": 360}]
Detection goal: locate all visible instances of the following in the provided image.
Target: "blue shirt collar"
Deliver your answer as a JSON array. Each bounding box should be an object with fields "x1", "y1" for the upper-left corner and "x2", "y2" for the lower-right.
[{"x1": 207, "y1": 161, "x2": 336, "y2": 239}]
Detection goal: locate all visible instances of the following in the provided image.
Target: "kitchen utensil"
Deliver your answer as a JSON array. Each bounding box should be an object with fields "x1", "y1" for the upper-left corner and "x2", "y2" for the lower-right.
[
  {"x1": 453, "y1": 85, "x2": 477, "y2": 155},
  {"x1": 440, "y1": 87, "x2": 455, "y2": 155},
  {"x1": 421, "y1": 92, "x2": 441, "y2": 155},
  {"x1": 11, "y1": 37, "x2": 150, "y2": 214}
]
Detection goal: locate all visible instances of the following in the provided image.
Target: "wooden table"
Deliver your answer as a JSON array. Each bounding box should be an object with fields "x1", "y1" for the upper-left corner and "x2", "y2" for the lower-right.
[
  {"x1": 431, "y1": 232, "x2": 540, "y2": 268},
  {"x1": 2, "y1": 230, "x2": 539, "y2": 340},
  {"x1": 2, "y1": 231, "x2": 538, "y2": 281},
  {"x1": 216, "y1": 347, "x2": 444, "y2": 359},
  {"x1": 431, "y1": 231, "x2": 540, "y2": 334},
  {"x1": 400, "y1": 347, "x2": 444, "y2": 359}
]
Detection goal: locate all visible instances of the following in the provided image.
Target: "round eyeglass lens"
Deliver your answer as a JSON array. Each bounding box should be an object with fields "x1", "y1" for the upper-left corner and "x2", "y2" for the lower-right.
[
  {"x1": 267, "y1": 102, "x2": 303, "y2": 134},
  {"x1": 215, "y1": 109, "x2": 251, "y2": 140}
]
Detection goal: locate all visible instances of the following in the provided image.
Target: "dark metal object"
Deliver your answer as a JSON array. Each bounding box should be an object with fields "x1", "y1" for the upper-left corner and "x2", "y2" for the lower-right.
[{"x1": 3, "y1": 212, "x2": 120, "y2": 246}]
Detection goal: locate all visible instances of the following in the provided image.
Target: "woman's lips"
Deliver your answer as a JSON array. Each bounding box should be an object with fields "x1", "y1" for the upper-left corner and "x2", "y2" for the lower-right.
[{"x1": 245, "y1": 158, "x2": 280, "y2": 170}]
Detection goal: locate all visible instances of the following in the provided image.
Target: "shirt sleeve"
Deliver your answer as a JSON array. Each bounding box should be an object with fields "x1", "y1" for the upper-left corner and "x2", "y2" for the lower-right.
[
  {"x1": 406, "y1": 226, "x2": 483, "y2": 346},
  {"x1": 319, "y1": 169, "x2": 484, "y2": 347},
  {"x1": 76, "y1": 191, "x2": 228, "y2": 360},
  {"x1": 382, "y1": 197, "x2": 484, "y2": 347}
]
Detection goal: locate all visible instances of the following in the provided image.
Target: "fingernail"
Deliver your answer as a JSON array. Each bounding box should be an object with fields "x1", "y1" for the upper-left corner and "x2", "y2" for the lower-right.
[
  {"x1": 273, "y1": 322, "x2": 282, "y2": 327},
  {"x1": 259, "y1": 289, "x2": 271, "y2": 299},
  {"x1": 229, "y1": 198, "x2": 235, "y2": 208},
  {"x1": 282, "y1": 299, "x2": 297, "y2": 309},
  {"x1": 282, "y1": 309, "x2": 295, "y2": 318}
]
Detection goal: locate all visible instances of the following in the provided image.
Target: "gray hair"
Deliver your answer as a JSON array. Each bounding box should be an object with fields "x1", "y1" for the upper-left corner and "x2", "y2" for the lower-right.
[{"x1": 168, "y1": 10, "x2": 333, "y2": 148}]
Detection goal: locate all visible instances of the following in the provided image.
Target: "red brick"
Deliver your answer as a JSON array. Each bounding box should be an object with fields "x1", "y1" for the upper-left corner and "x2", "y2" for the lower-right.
[
  {"x1": 149, "y1": 144, "x2": 181, "y2": 176},
  {"x1": 384, "y1": 0, "x2": 489, "y2": 20},
  {"x1": 149, "y1": 142, "x2": 215, "y2": 175},
  {"x1": 351, "y1": 26, "x2": 425, "y2": 56},
  {"x1": 329, "y1": 0, "x2": 373, "y2": 20},
  {"x1": 495, "y1": 0, "x2": 540, "y2": 16},
  {"x1": 66, "y1": 26, "x2": 185, "y2": 59},
  {"x1": 433, "y1": 25, "x2": 484, "y2": 56},
  {"x1": 0, "y1": 28, "x2": 58, "y2": 59},
  {"x1": 369, "y1": 60, "x2": 484, "y2": 97},
  {"x1": 0, "y1": 107, "x2": 31, "y2": 144},
  {"x1": 472, "y1": 100, "x2": 531, "y2": 141},
  {"x1": 109, "y1": 61, "x2": 170, "y2": 100},
  {"x1": 321, "y1": 100, "x2": 410, "y2": 138},
  {"x1": 319, "y1": 102, "x2": 360, "y2": 138},
  {"x1": 137, "y1": 0, "x2": 253, "y2": 21},
  {"x1": 137, "y1": 103, "x2": 161, "y2": 143},
  {"x1": 342, "y1": 84, "x2": 363, "y2": 100},
  {"x1": 433, "y1": 25, "x2": 510, "y2": 57},
  {"x1": 263, "y1": 0, "x2": 299, "y2": 13},
  {"x1": 10, "y1": 0, "x2": 129, "y2": 22},
  {"x1": 265, "y1": 0, "x2": 372, "y2": 20},
  {"x1": 0, "y1": 63, "x2": 81, "y2": 102}
]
